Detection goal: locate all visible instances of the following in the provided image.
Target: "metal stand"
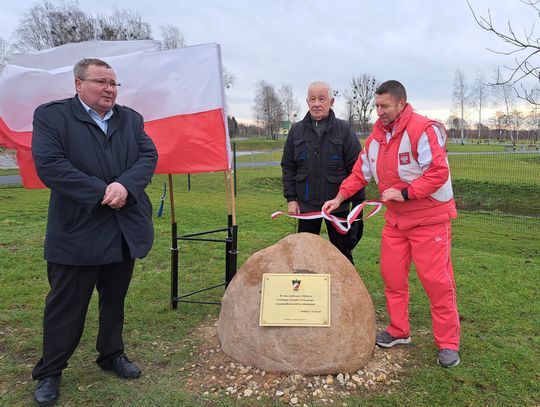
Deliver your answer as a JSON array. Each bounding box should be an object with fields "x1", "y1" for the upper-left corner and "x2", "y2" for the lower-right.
[{"x1": 168, "y1": 172, "x2": 237, "y2": 309}]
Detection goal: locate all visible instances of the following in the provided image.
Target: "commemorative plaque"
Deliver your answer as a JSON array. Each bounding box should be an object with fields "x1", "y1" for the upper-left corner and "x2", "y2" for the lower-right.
[{"x1": 259, "y1": 273, "x2": 331, "y2": 327}]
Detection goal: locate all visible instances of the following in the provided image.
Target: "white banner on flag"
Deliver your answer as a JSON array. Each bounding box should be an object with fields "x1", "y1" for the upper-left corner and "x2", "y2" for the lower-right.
[
  {"x1": 6, "y1": 40, "x2": 162, "y2": 69},
  {"x1": 0, "y1": 42, "x2": 225, "y2": 132}
]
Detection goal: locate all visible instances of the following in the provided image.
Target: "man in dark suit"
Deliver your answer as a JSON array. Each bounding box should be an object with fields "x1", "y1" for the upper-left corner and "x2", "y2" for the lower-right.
[{"x1": 31, "y1": 58, "x2": 158, "y2": 405}]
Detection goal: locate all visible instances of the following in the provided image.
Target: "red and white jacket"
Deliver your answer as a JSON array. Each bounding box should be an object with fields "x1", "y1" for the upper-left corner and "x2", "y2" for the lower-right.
[{"x1": 340, "y1": 104, "x2": 457, "y2": 229}]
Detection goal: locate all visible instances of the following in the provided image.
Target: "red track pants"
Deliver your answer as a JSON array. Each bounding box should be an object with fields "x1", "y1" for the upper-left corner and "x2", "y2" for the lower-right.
[{"x1": 380, "y1": 220, "x2": 460, "y2": 350}]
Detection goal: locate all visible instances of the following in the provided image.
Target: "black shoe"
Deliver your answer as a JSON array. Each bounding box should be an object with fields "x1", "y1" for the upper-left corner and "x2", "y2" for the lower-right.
[
  {"x1": 34, "y1": 375, "x2": 60, "y2": 406},
  {"x1": 99, "y1": 354, "x2": 141, "y2": 379}
]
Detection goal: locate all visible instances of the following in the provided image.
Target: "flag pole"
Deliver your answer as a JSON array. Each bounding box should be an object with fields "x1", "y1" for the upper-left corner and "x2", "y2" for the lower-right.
[
  {"x1": 227, "y1": 169, "x2": 237, "y2": 226},
  {"x1": 168, "y1": 174, "x2": 176, "y2": 224},
  {"x1": 224, "y1": 169, "x2": 237, "y2": 285},
  {"x1": 224, "y1": 171, "x2": 231, "y2": 217},
  {"x1": 168, "y1": 174, "x2": 179, "y2": 309}
]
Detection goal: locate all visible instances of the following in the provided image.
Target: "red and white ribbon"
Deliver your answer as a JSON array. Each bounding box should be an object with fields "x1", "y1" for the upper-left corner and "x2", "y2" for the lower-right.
[{"x1": 271, "y1": 200, "x2": 384, "y2": 235}]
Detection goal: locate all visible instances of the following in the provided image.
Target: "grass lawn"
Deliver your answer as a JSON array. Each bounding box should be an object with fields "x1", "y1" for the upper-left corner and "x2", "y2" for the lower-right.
[
  {"x1": 0, "y1": 169, "x2": 19, "y2": 176},
  {"x1": 0, "y1": 166, "x2": 539, "y2": 406},
  {"x1": 232, "y1": 138, "x2": 286, "y2": 152}
]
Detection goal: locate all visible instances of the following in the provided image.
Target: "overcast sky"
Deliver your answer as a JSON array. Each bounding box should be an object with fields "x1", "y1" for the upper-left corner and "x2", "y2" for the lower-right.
[{"x1": 0, "y1": 0, "x2": 536, "y2": 124}]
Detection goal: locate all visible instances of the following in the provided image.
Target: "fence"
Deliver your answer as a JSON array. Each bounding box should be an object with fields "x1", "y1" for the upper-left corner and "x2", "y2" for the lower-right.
[
  {"x1": 447, "y1": 150, "x2": 539, "y2": 230},
  {"x1": 233, "y1": 142, "x2": 540, "y2": 231},
  {"x1": 4, "y1": 144, "x2": 535, "y2": 230}
]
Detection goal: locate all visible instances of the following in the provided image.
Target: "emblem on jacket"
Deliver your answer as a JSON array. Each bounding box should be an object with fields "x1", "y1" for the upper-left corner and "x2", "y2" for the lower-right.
[
  {"x1": 292, "y1": 279, "x2": 301, "y2": 291},
  {"x1": 399, "y1": 152, "x2": 411, "y2": 165}
]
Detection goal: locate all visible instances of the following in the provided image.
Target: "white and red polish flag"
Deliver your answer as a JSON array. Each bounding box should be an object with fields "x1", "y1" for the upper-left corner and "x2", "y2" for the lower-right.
[{"x1": 0, "y1": 41, "x2": 231, "y2": 188}]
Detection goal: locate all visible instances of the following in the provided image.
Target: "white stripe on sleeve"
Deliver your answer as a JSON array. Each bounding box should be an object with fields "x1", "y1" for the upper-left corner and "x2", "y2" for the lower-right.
[{"x1": 417, "y1": 132, "x2": 432, "y2": 170}]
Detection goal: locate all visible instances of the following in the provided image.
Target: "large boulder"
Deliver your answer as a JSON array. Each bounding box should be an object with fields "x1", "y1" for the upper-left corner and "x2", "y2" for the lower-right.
[{"x1": 217, "y1": 233, "x2": 376, "y2": 375}]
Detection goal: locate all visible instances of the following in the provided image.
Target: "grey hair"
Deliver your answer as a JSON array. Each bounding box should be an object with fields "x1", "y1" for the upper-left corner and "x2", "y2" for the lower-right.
[
  {"x1": 307, "y1": 81, "x2": 333, "y2": 99},
  {"x1": 73, "y1": 58, "x2": 112, "y2": 79}
]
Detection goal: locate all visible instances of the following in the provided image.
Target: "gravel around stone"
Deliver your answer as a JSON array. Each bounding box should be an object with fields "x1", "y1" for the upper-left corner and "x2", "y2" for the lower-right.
[{"x1": 180, "y1": 319, "x2": 410, "y2": 406}]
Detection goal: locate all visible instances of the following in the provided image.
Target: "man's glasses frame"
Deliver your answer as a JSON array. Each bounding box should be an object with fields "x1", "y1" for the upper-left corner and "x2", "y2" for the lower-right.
[{"x1": 78, "y1": 78, "x2": 121, "y2": 88}]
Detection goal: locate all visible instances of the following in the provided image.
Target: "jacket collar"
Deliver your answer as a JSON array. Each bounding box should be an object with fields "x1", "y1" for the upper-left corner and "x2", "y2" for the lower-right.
[
  {"x1": 372, "y1": 103, "x2": 414, "y2": 142},
  {"x1": 70, "y1": 95, "x2": 119, "y2": 136},
  {"x1": 301, "y1": 108, "x2": 336, "y2": 127}
]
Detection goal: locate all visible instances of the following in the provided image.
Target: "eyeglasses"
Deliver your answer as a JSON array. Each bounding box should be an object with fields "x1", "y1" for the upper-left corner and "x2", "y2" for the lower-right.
[{"x1": 78, "y1": 78, "x2": 121, "y2": 88}]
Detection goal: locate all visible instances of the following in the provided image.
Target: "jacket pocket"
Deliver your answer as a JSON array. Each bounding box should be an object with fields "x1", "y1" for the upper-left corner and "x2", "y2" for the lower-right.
[
  {"x1": 325, "y1": 174, "x2": 346, "y2": 200},
  {"x1": 327, "y1": 165, "x2": 346, "y2": 177},
  {"x1": 293, "y1": 138, "x2": 308, "y2": 163},
  {"x1": 328, "y1": 137, "x2": 343, "y2": 162},
  {"x1": 295, "y1": 172, "x2": 309, "y2": 201}
]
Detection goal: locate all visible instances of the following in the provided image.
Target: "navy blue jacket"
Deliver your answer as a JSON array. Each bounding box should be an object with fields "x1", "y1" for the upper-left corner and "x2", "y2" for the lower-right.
[{"x1": 32, "y1": 96, "x2": 158, "y2": 265}]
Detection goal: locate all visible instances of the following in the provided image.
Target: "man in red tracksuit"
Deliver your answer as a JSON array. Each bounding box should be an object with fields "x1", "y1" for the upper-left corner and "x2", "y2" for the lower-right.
[{"x1": 323, "y1": 80, "x2": 460, "y2": 368}]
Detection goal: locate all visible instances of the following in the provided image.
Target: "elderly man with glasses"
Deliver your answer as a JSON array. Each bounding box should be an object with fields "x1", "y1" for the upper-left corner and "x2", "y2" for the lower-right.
[{"x1": 31, "y1": 58, "x2": 158, "y2": 405}]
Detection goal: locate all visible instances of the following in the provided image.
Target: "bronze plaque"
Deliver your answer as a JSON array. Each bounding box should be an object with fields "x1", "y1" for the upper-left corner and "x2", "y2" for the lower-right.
[{"x1": 259, "y1": 273, "x2": 331, "y2": 327}]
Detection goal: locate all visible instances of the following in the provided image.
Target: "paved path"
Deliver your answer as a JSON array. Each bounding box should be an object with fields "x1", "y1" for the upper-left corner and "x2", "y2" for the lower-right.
[
  {"x1": 0, "y1": 154, "x2": 21, "y2": 185},
  {"x1": 237, "y1": 161, "x2": 279, "y2": 168},
  {"x1": 0, "y1": 175, "x2": 22, "y2": 185}
]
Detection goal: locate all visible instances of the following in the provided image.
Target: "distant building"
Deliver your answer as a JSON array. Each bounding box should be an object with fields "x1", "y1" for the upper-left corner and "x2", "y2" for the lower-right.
[{"x1": 279, "y1": 121, "x2": 291, "y2": 136}]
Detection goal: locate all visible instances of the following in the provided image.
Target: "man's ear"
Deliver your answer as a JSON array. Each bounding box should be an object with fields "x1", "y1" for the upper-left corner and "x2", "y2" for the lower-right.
[{"x1": 75, "y1": 78, "x2": 82, "y2": 94}]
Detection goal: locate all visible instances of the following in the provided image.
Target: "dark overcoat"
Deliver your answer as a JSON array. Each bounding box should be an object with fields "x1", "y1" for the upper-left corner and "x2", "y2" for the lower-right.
[{"x1": 32, "y1": 96, "x2": 158, "y2": 266}]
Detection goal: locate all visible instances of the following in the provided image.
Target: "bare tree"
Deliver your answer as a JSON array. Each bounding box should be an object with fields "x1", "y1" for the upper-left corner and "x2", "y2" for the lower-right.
[
  {"x1": 221, "y1": 66, "x2": 235, "y2": 114},
  {"x1": 452, "y1": 69, "x2": 470, "y2": 145},
  {"x1": 0, "y1": 37, "x2": 13, "y2": 66},
  {"x1": 445, "y1": 114, "x2": 461, "y2": 140},
  {"x1": 509, "y1": 109, "x2": 525, "y2": 143},
  {"x1": 13, "y1": 0, "x2": 95, "y2": 51},
  {"x1": 237, "y1": 122, "x2": 264, "y2": 138},
  {"x1": 13, "y1": 0, "x2": 154, "y2": 51},
  {"x1": 252, "y1": 80, "x2": 284, "y2": 140},
  {"x1": 96, "y1": 9, "x2": 151, "y2": 41},
  {"x1": 471, "y1": 71, "x2": 491, "y2": 141},
  {"x1": 343, "y1": 74, "x2": 378, "y2": 133},
  {"x1": 490, "y1": 111, "x2": 508, "y2": 142},
  {"x1": 278, "y1": 84, "x2": 300, "y2": 130},
  {"x1": 222, "y1": 66, "x2": 235, "y2": 89},
  {"x1": 0, "y1": 38, "x2": 6, "y2": 66},
  {"x1": 492, "y1": 69, "x2": 518, "y2": 144},
  {"x1": 526, "y1": 101, "x2": 540, "y2": 142},
  {"x1": 160, "y1": 24, "x2": 185, "y2": 49},
  {"x1": 227, "y1": 116, "x2": 239, "y2": 137},
  {"x1": 467, "y1": 0, "x2": 540, "y2": 104},
  {"x1": 343, "y1": 99, "x2": 357, "y2": 129}
]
